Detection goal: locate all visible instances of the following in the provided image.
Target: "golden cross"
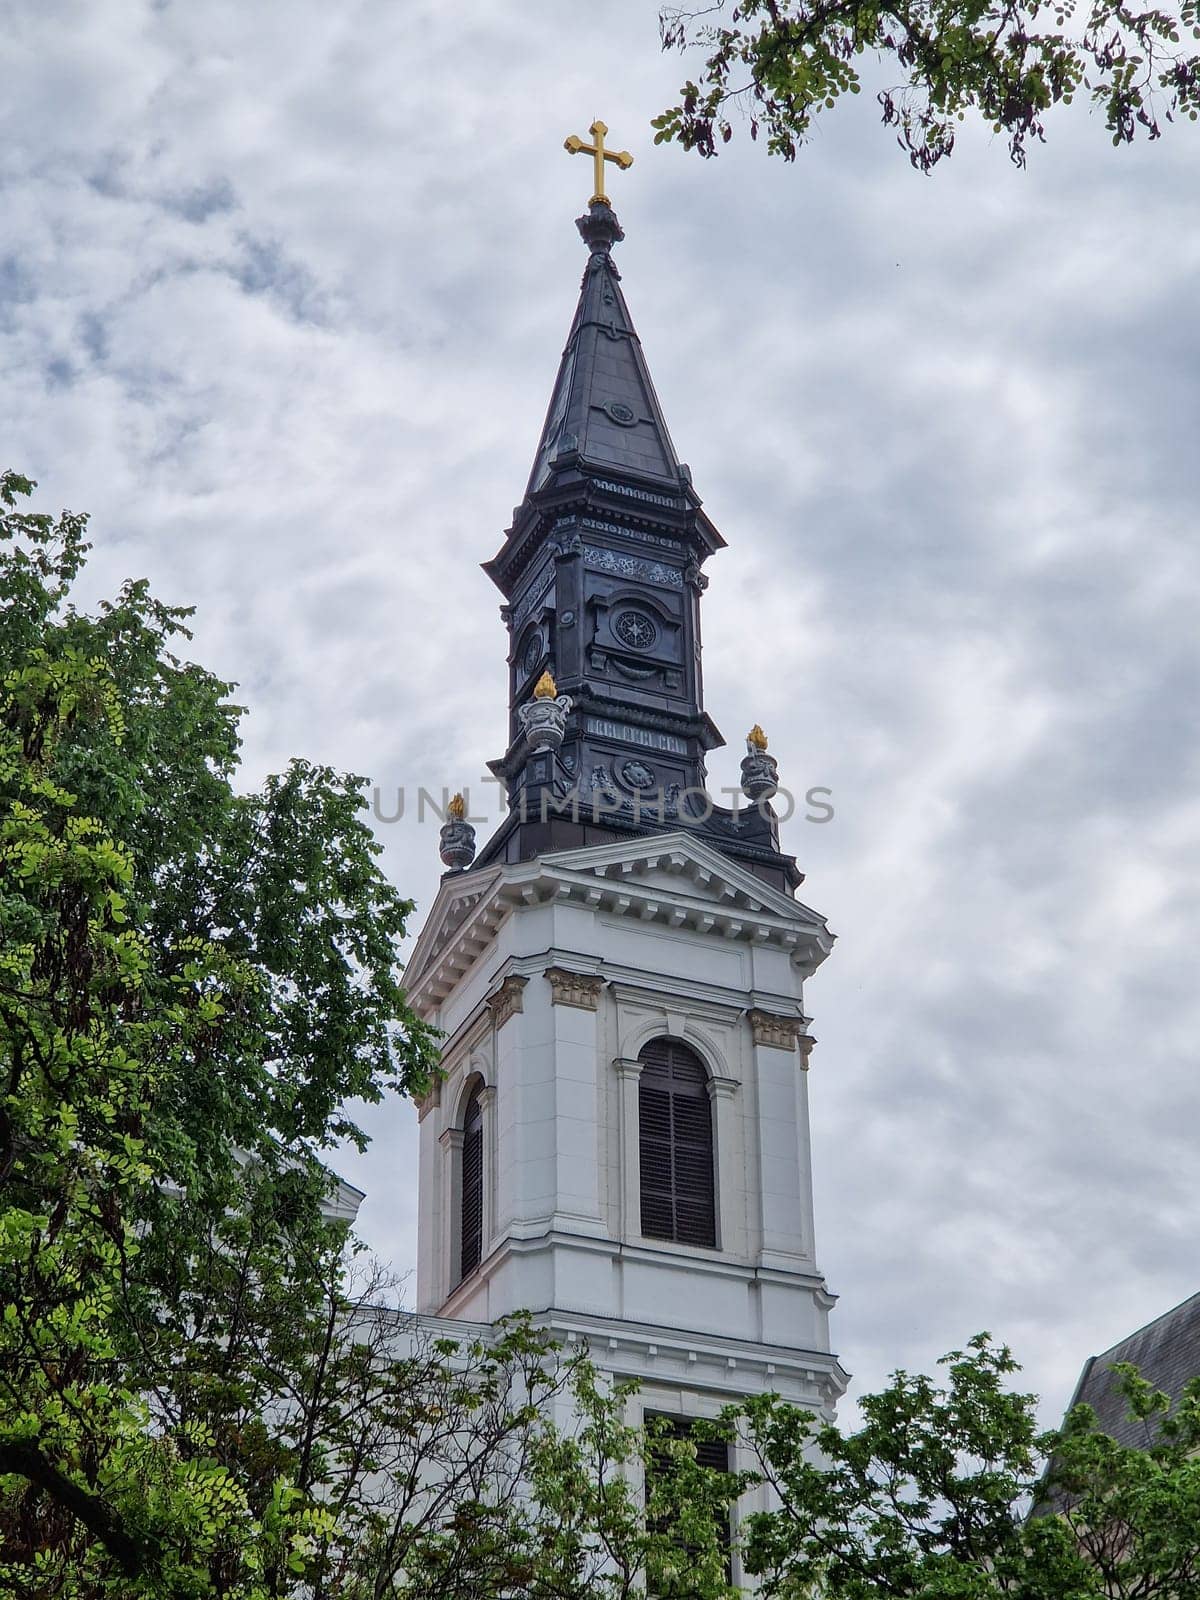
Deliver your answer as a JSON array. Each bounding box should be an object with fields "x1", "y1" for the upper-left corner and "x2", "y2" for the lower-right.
[{"x1": 563, "y1": 119, "x2": 633, "y2": 206}]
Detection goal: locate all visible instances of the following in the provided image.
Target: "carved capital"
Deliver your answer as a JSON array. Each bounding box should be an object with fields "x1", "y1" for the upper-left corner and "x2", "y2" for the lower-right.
[
  {"x1": 614, "y1": 1055, "x2": 644, "y2": 1081},
  {"x1": 796, "y1": 1033, "x2": 817, "y2": 1071},
  {"x1": 438, "y1": 1126, "x2": 464, "y2": 1151},
  {"x1": 748, "y1": 1009, "x2": 807, "y2": 1052},
  {"x1": 488, "y1": 975, "x2": 528, "y2": 1029},
  {"x1": 415, "y1": 1078, "x2": 442, "y2": 1123},
  {"x1": 546, "y1": 965, "x2": 605, "y2": 1011}
]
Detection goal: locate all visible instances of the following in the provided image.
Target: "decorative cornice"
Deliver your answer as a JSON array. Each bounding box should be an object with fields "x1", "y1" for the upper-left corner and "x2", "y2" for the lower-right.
[
  {"x1": 389, "y1": 1303, "x2": 847, "y2": 1414},
  {"x1": 748, "y1": 1009, "x2": 809, "y2": 1052},
  {"x1": 405, "y1": 833, "x2": 833, "y2": 1017},
  {"x1": 487, "y1": 975, "x2": 528, "y2": 1029},
  {"x1": 546, "y1": 966, "x2": 605, "y2": 1011}
]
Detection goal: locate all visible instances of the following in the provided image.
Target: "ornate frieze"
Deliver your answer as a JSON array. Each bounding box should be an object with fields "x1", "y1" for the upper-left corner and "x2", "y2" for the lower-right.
[
  {"x1": 585, "y1": 717, "x2": 687, "y2": 755},
  {"x1": 510, "y1": 559, "x2": 555, "y2": 631},
  {"x1": 582, "y1": 545, "x2": 682, "y2": 587},
  {"x1": 580, "y1": 516, "x2": 679, "y2": 549},
  {"x1": 748, "y1": 1010, "x2": 809, "y2": 1052},
  {"x1": 592, "y1": 477, "x2": 681, "y2": 509},
  {"x1": 546, "y1": 966, "x2": 605, "y2": 1011},
  {"x1": 487, "y1": 975, "x2": 528, "y2": 1030}
]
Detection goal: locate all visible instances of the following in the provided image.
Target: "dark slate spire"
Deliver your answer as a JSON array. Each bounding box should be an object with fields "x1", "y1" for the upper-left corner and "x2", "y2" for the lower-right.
[
  {"x1": 526, "y1": 204, "x2": 683, "y2": 496},
  {"x1": 474, "y1": 203, "x2": 802, "y2": 893}
]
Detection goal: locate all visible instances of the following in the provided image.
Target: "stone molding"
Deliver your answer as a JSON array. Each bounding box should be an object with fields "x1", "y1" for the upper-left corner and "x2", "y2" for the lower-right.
[
  {"x1": 545, "y1": 966, "x2": 605, "y2": 1011},
  {"x1": 487, "y1": 975, "x2": 528, "y2": 1029},
  {"x1": 796, "y1": 1033, "x2": 817, "y2": 1071},
  {"x1": 706, "y1": 1074, "x2": 740, "y2": 1101},
  {"x1": 747, "y1": 1009, "x2": 808, "y2": 1052},
  {"x1": 613, "y1": 1055, "x2": 644, "y2": 1081}
]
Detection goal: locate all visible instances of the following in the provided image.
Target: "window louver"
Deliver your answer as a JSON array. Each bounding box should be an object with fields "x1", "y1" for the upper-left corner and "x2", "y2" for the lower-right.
[
  {"x1": 459, "y1": 1083, "x2": 484, "y2": 1282},
  {"x1": 638, "y1": 1039, "x2": 716, "y2": 1248},
  {"x1": 644, "y1": 1412, "x2": 733, "y2": 1588}
]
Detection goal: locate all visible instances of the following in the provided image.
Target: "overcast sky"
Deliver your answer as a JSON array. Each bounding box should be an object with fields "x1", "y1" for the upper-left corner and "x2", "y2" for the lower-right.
[{"x1": 5, "y1": 0, "x2": 1199, "y2": 1427}]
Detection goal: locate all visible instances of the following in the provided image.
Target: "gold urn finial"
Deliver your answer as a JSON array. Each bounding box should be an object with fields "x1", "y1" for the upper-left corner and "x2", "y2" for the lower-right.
[
  {"x1": 564, "y1": 118, "x2": 634, "y2": 207},
  {"x1": 447, "y1": 792, "x2": 466, "y2": 821},
  {"x1": 533, "y1": 669, "x2": 558, "y2": 700},
  {"x1": 747, "y1": 724, "x2": 769, "y2": 751}
]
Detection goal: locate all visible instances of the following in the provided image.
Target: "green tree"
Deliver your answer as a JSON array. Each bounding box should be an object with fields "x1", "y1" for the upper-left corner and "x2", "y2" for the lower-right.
[
  {"x1": 653, "y1": 0, "x2": 1200, "y2": 169},
  {"x1": 725, "y1": 1332, "x2": 1200, "y2": 1598},
  {"x1": 0, "y1": 471, "x2": 740, "y2": 1598}
]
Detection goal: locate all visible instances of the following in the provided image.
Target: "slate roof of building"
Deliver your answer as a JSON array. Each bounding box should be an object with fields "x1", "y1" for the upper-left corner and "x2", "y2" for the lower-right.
[
  {"x1": 1065, "y1": 1288, "x2": 1200, "y2": 1448},
  {"x1": 524, "y1": 203, "x2": 684, "y2": 496}
]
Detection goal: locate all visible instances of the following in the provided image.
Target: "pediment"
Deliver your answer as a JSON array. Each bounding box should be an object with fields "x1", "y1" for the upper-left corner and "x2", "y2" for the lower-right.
[
  {"x1": 404, "y1": 832, "x2": 834, "y2": 1019},
  {"x1": 402, "y1": 862, "x2": 506, "y2": 1002},
  {"x1": 537, "y1": 831, "x2": 829, "y2": 932}
]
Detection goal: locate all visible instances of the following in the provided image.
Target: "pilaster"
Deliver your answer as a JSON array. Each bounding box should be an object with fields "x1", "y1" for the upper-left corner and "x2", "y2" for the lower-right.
[
  {"x1": 478, "y1": 1082, "x2": 498, "y2": 1259},
  {"x1": 706, "y1": 1072, "x2": 742, "y2": 1255},
  {"x1": 546, "y1": 966, "x2": 605, "y2": 1233},
  {"x1": 438, "y1": 1125, "x2": 464, "y2": 1306},
  {"x1": 748, "y1": 1013, "x2": 815, "y2": 1271},
  {"x1": 614, "y1": 1055, "x2": 644, "y2": 1240}
]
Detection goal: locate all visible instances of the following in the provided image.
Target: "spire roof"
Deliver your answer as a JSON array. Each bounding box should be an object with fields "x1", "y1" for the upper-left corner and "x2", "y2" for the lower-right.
[{"x1": 525, "y1": 203, "x2": 685, "y2": 496}]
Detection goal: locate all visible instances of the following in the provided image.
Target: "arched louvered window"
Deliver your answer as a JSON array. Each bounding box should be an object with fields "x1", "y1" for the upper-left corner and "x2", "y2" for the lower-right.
[
  {"x1": 638, "y1": 1039, "x2": 716, "y2": 1248},
  {"x1": 459, "y1": 1081, "x2": 485, "y2": 1282}
]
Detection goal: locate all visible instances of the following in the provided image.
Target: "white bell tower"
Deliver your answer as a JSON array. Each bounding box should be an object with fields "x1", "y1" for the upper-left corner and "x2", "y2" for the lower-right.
[{"x1": 406, "y1": 834, "x2": 845, "y2": 1420}]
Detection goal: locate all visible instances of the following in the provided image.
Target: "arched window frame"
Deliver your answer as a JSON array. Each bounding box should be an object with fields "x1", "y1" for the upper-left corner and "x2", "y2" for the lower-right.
[
  {"x1": 636, "y1": 1038, "x2": 717, "y2": 1249},
  {"x1": 447, "y1": 1073, "x2": 488, "y2": 1289}
]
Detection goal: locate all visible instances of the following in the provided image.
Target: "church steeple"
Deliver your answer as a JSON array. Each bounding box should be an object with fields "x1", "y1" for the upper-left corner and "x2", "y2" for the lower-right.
[
  {"x1": 477, "y1": 197, "x2": 801, "y2": 893},
  {"x1": 407, "y1": 148, "x2": 846, "y2": 1453},
  {"x1": 524, "y1": 203, "x2": 685, "y2": 497}
]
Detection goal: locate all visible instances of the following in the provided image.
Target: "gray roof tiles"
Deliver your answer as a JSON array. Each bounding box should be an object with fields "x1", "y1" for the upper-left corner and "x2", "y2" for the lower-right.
[{"x1": 1066, "y1": 1288, "x2": 1200, "y2": 1447}]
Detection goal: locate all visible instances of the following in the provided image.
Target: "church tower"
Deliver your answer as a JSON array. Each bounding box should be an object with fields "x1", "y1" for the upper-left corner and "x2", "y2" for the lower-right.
[{"x1": 403, "y1": 136, "x2": 846, "y2": 1488}]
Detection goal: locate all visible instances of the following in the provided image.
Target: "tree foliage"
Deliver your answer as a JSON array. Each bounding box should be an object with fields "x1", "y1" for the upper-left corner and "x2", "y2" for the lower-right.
[
  {"x1": 654, "y1": 0, "x2": 1200, "y2": 168},
  {"x1": 0, "y1": 471, "x2": 740, "y2": 1598},
  {"x1": 728, "y1": 1332, "x2": 1200, "y2": 1598}
]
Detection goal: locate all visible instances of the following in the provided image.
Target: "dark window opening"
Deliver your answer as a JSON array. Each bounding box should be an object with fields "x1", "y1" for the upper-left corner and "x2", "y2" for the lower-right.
[
  {"x1": 644, "y1": 1412, "x2": 733, "y2": 1592},
  {"x1": 459, "y1": 1081, "x2": 484, "y2": 1282},
  {"x1": 638, "y1": 1038, "x2": 716, "y2": 1247}
]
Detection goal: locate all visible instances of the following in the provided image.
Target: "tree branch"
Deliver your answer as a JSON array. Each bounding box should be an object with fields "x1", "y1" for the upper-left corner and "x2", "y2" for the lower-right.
[{"x1": 0, "y1": 1441, "x2": 150, "y2": 1578}]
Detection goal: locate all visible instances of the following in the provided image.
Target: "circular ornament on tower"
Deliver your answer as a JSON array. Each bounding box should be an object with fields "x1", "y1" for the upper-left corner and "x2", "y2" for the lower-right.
[
  {"x1": 613, "y1": 609, "x2": 657, "y2": 651},
  {"x1": 604, "y1": 400, "x2": 637, "y2": 426},
  {"x1": 522, "y1": 631, "x2": 543, "y2": 677},
  {"x1": 618, "y1": 759, "x2": 656, "y2": 791}
]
